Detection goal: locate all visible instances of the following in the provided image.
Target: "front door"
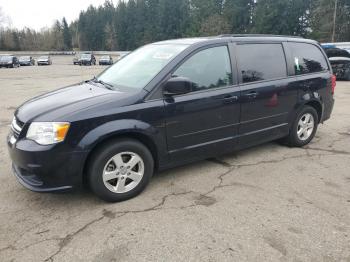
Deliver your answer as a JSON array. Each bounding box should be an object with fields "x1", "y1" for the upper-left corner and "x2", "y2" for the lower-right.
[{"x1": 164, "y1": 45, "x2": 240, "y2": 161}]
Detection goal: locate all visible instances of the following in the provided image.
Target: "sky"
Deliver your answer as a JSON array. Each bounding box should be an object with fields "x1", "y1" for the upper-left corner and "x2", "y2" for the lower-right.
[{"x1": 0, "y1": 0, "x2": 108, "y2": 30}]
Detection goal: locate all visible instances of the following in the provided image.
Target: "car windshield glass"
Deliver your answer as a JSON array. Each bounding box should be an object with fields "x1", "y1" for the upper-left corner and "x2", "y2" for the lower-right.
[
  {"x1": 0, "y1": 56, "x2": 12, "y2": 62},
  {"x1": 101, "y1": 56, "x2": 109, "y2": 59},
  {"x1": 81, "y1": 54, "x2": 91, "y2": 59},
  {"x1": 39, "y1": 56, "x2": 48, "y2": 60},
  {"x1": 19, "y1": 56, "x2": 30, "y2": 60},
  {"x1": 97, "y1": 44, "x2": 188, "y2": 90}
]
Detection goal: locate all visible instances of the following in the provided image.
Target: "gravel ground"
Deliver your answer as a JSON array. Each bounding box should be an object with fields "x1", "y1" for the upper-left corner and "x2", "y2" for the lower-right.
[{"x1": 0, "y1": 56, "x2": 350, "y2": 262}]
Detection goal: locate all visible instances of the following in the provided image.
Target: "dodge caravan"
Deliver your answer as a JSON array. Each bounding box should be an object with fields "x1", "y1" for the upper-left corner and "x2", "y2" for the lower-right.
[{"x1": 7, "y1": 35, "x2": 335, "y2": 202}]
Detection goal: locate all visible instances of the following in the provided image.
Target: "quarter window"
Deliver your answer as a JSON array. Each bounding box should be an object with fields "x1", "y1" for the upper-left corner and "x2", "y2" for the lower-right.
[
  {"x1": 237, "y1": 44, "x2": 287, "y2": 83},
  {"x1": 173, "y1": 46, "x2": 233, "y2": 92},
  {"x1": 290, "y1": 43, "x2": 328, "y2": 75}
]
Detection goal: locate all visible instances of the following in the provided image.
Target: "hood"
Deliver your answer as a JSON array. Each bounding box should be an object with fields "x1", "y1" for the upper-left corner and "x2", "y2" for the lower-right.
[{"x1": 15, "y1": 82, "x2": 138, "y2": 123}]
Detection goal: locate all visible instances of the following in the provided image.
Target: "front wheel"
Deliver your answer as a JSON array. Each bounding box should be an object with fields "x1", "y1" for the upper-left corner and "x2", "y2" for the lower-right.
[
  {"x1": 286, "y1": 106, "x2": 319, "y2": 147},
  {"x1": 88, "y1": 138, "x2": 154, "y2": 202}
]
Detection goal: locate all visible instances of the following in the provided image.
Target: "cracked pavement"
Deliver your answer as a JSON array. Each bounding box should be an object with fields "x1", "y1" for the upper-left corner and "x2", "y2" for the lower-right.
[{"x1": 1, "y1": 56, "x2": 350, "y2": 262}]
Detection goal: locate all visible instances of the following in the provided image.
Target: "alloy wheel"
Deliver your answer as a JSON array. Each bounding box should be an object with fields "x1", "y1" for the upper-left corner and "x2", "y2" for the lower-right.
[
  {"x1": 297, "y1": 113, "x2": 315, "y2": 141},
  {"x1": 102, "y1": 151, "x2": 144, "y2": 194}
]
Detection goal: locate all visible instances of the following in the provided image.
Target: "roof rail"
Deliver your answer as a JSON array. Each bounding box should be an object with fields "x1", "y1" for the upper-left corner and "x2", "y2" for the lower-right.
[{"x1": 218, "y1": 34, "x2": 303, "y2": 39}]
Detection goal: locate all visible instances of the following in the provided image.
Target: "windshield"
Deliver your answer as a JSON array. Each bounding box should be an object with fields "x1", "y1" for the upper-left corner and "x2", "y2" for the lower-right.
[
  {"x1": 39, "y1": 56, "x2": 48, "y2": 60},
  {"x1": 97, "y1": 44, "x2": 188, "y2": 90},
  {"x1": 100, "y1": 56, "x2": 109, "y2": 59},
  {"x1": 0, "y1": 56, "x2": 12, "y2": 62},
  {"x1": 81, "y1": 54, "x2": 91, "y2": 59},
  {"x1": 19, "y1": 56, "x2": 30, "y2": 60}
]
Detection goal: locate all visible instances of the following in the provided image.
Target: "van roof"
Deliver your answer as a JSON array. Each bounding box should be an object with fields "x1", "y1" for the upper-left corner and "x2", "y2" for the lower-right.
[{"x1": 154, "y1": 34, "x2": 317, "y2": 46}]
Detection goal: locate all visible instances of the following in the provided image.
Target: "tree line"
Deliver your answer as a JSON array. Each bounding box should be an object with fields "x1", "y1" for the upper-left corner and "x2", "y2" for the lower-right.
[{"x1": 0, "y1": 0, "x2": 349, "y2": 51}]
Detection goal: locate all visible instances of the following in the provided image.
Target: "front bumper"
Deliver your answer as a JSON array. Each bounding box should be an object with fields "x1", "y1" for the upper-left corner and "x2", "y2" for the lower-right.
[
  {"x1": 0, "y1": 63, "x2": 12, "y2": 67},
  {"x1": 81, "y1": 60, "x2": 93, "y2": 65},
  {"x1": 7, "y1": 133, "x2": 88, "y2": 192},
  {"x1": 20, "y1": 62, "x2": 31, "y2": 66}
]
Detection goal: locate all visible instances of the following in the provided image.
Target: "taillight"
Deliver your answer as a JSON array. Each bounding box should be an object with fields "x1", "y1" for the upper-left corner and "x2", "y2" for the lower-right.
[{"x1": 331, "y1": 74, "x2": 336, "y2": 95}]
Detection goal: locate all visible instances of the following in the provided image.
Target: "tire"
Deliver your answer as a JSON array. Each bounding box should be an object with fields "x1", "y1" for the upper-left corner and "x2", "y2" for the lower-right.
[
  {"x1": 88, "y1": 138, "x2": 154, "y2": 202},
  {"x1": 286, "y1": 106, "x2": 319, "y2": 147}
]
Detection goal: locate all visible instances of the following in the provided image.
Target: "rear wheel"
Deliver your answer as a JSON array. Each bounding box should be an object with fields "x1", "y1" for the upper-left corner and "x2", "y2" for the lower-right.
[
  {"x1": 88, "y1": 138, "x2": 154, "y2": 202},
  {"x1": 286, "y1": 106, "x2": 318, "y2": 147}
]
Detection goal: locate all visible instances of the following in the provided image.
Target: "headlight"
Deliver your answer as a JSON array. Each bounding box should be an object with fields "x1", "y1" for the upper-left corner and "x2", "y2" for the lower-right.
[{"x1": 26, "y1": 122, "x2": 70, "y2": 145}]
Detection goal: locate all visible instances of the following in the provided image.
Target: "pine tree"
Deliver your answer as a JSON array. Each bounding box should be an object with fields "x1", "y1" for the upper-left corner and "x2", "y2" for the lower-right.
[{"x1": 62, "y1": 17, "x2": 72, "y2": 50}]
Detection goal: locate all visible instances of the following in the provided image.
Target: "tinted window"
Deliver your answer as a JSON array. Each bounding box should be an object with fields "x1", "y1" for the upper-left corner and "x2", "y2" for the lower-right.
[
  {"x1": 173, "y1": 46, "x2": 233, "y2": 91},
  {"x1": 237, "y1": 44, "x2": 287, "y2": 83},
  {"x1": 290, "y1": 43, "x2": 328, "y2": 75}
]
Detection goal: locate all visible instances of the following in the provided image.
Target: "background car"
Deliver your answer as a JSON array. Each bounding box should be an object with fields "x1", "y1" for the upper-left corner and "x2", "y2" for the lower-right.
[
  {"x1": 19, "y1": 56, "x2": 35, "y2": 66},
  {"x1": 0, "y1": 55, "x2": 20, "y2": 68},
  {"x1": 99, "y1": 55, "x2": 113, "y2": 65},
  {"x1": 80, "y1": 53, "x2": 96, "y2": 66},
  {"x1": 37, "y1": 55, "x2": 52, "y2": 66},
  {"x1": 325, "y1": 48, "x2": 350, "y2": 80}
]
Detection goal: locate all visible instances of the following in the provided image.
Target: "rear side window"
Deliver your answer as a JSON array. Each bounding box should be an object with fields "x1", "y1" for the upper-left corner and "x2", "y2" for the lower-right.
[
  {"x1": 290, "y1": 43, "x2": 329, "y2": 75},
  {"x1": 173, "y1": 46, "x2": 233, "y2": 92},
  {"x1": 237, "y1": 44, "x2": 287, "y2": 83}
]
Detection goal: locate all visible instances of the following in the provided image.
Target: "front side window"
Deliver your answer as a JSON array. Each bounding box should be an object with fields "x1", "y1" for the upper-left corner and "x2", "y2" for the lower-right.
[
  {"x1": 237, "y1": 44, "x2": 287, "y2": 83},
  {"x1": 173, "y1": 46, "x2": 233, "y2": 92},
  {"x1": 290, "y1": 43, "x2": 329, "y2": 75},
  {"x1": 98, "y1": 44, "x2": 188, "y2": 90}
]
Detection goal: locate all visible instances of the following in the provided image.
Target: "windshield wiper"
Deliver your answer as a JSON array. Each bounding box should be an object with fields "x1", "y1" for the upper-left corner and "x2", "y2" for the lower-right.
[{"x1": 87, "y1": 77, "x2": 114, "y2": 90}]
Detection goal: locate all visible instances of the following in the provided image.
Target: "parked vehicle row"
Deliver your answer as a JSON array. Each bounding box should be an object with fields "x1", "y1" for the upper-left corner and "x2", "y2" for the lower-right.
[
  {"x1": 7, "y1": 35, "x2": 335, "y2": 202},
  {"x1": 1, "y1": 53, "x2": 119, "y2": 68},
  {"x1": 0, "y1": 55, "x2": 53, "y2": 68},
  {"x1": 73, "y1": 53, "x2": 114, "y2": 66}
]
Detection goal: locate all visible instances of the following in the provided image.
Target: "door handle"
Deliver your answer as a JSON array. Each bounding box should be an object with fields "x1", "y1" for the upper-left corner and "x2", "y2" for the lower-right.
[
  {"x1": 244, "y1": 91, "x2": 258, "y2": 99},
  {"x1": 223, "y1": 95, "x2": 239, "y2": 103}
]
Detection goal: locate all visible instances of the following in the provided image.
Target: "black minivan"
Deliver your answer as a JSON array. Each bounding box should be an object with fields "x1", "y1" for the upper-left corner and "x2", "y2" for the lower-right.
[{"x1": 7, "y1": 35, "x2": 335, "y2": 202}]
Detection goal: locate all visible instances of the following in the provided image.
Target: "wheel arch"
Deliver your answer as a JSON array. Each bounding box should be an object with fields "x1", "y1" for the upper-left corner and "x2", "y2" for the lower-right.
[
  {"x1": 304, "y1": 100, "x2": 323, "y2": 123},
  {"x1": 81, "y1": 129, "x2": 160, "y2": 186}
]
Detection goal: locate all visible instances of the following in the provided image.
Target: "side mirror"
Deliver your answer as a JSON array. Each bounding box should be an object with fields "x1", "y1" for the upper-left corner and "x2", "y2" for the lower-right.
[{"x1": 163, "y1": 76, "x2": 192, "y2": 96}]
